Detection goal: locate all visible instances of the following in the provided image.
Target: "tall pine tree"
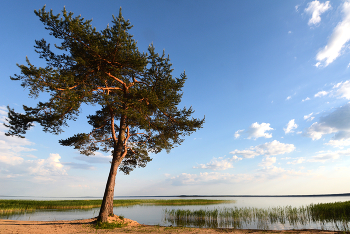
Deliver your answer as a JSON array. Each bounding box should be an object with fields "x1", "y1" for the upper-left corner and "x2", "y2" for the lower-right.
[{"x1": 5, "y1": 6, "x2": 204, "y2": 222}]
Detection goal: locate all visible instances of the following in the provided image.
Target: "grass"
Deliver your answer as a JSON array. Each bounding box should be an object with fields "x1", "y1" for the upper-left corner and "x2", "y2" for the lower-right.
[
  {"x1": 164, "y1": 201, "x2": 350, "y2": 231},
  {"x1": 0, "y1": 199, "x2": 233, "y2": 215},
  {"x1": 94, "y1": 220, "x2": 127, "y2": 229}
]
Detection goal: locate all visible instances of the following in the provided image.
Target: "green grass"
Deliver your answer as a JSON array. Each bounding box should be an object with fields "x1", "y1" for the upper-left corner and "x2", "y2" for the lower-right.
[
  {"x1": 0, "y1": 199, "x2": 233, "y2": 215},
  {"x1": 164, "y1": 201, "x2": 350, "y2": 231},
  {"x1": 94, "y1": 220, "x2": 127, "y2": 229}
]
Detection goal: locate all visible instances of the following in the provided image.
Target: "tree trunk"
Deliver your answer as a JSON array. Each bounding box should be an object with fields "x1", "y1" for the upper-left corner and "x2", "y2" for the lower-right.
[
  {"x1": 97, "y1": 149, "x2": 122, "y2": 222},
  {"x1": 98, "y1": 114, "x2": 127, "y2": 223}
]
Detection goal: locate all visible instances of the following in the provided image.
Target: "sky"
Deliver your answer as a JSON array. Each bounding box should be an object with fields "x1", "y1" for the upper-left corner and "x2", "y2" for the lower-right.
[{"x1": 1, "y1": 0, "x2": 350, "y2": 197}]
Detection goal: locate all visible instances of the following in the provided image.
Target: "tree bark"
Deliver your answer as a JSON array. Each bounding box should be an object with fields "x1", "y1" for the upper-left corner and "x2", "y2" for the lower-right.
[
  {"x1": 97, "y1": 149, "x2": 122, "y2": 222},
  {"x1": 98, "y1": 114, "x2": 127, "y2": 223}
]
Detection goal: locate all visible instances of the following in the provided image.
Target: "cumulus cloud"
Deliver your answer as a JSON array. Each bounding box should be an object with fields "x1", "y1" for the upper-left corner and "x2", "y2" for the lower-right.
[
  {"x1": 230, "y1": 140, "x2": 295, "y2": 159},
  {"x1": 0, "y1": 153, "x2": 68, "y2": 180},
  {"x1": 193, "y1": 156, "x2": 242, "y2": 171},
  {"x1": 302, "y1": 97, "x2": 311, "y2": 102},
  {"x1": 304, "y1": 1, "x2": 331, "y2": 25},
  {"x1": 235, "y1": 122, "x2": 274, "y2": 140},
  {"x1": 304, "y1": 112, "x2": 315, "y2": 121},
  {"x1": 315, "y1": 1, "x2": 350, "y2": 67},
  {"x1": 286, "y1": 96, "x2": 292, "y2": 100},
  {"x1": 314, "y1": 91, "x2": 329, "y2": 97},
  {"x1": 304, "y1": 103, "x2": 350, "y2": 140},
  {"x1": 284, "y1": 119, "x2": 298, "y2": 134}
]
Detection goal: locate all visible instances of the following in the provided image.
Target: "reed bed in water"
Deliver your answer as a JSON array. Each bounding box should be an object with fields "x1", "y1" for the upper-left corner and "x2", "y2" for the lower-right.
[
  {"x1": 164, "y1": 201, "x2": 350, "y2": 231},
  {"x1": 0, "y1": 199, "x2": 232, "y2": 214}
]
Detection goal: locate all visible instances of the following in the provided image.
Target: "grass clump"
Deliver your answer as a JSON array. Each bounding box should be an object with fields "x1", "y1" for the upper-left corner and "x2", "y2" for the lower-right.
[{"x1": 94, "y1": 220, "x2": 127, "y2": 229}]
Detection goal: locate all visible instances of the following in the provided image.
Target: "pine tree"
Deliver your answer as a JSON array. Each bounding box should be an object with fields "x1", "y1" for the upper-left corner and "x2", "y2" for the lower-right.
[{"x1": 4, "y1": 6, "x2": 204, "y2": 222}]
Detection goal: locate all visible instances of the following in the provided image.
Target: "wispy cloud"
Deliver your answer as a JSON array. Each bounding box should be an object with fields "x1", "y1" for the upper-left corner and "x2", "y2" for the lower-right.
[
  {"x1": 193, "y1": 156, "x2": 242, "y2": 171},
  {"x1": 302, "y1": 97, "x2": 311, "y2": 102},
  {"x1": 235, "y1": 122, "x2": 274, "y2": 140},
  {"x1": 333, "y1": 80, "x2": 350, "y2": 99},
  {"x1": 307, "y1": 149, "x2": 350, "y2": 162},
  {"x1": 304, "y1": 112, "x2": 315, "y2": 121},
  {"x1": 315, "y1": 1, "x2": 350, "y2": 67},
  {"x1": 304, "y1": 0, "x2": 331, "y2": 26},
  {"x1": 284, "y1": 119, "x2": 298, "y2": 134},
  {"x1": 230, "y1": 140, "x2": 295, "y2": 159},
  {"x1": 314, "y1": 90, "x2": 328, "y2": 97},
  {"x1": 169, "y1": 172, "x2": 253, "y2": 186},
  {"x1": 287, "y1": 157, "x2": 305, "y2": 164}
]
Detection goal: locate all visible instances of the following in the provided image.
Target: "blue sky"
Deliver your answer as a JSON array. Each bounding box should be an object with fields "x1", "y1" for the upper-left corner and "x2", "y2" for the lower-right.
[{"x1": 1, "y1": 0, "x2": 350, "y2": 197}]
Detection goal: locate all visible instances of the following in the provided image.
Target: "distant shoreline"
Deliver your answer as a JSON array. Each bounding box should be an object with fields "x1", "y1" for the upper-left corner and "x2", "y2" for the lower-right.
[{"x1": 1, "y1": 193, "x2": 350, "y2": 199}]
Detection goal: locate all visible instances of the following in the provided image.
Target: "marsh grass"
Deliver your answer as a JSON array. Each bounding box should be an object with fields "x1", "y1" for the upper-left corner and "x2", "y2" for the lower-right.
[
  {"x1": 164, "y1": 201, "x2": 350, "y2": 231},
  {"x1": 0, "y1": 199, "x2": 232, "y2": 216}
]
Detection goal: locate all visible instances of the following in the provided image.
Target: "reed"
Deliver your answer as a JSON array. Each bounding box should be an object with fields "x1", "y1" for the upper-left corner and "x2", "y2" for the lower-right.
[{"x1": 164, "y1": 202, "x2": 350, "y2": 231}]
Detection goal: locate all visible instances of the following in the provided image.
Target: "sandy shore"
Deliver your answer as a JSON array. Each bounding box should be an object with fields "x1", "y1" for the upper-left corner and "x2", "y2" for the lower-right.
[{"x1": 0, "y1": 216, "x2": 345, "y2": 234}]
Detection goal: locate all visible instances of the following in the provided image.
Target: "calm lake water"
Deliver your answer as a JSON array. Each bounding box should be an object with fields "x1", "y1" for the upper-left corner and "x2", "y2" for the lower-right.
[{"x1": 1, "y1": 196, "x2": 350, "y2": 230}]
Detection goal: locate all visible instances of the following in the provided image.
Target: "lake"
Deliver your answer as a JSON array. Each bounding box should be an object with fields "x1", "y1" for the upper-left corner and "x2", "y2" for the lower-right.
[{"x1": 1, "y1": 196, "x2": 350, "y2": 230}]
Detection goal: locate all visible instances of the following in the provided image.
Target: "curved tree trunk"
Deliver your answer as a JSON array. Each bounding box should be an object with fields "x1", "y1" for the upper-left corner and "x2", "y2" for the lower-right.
[
  {"x1": 98, "y1": 114, "x2": 127, "y2": 222},
  {"x1": 97, "y1": 149, "x2": 122, "y2": 222}
]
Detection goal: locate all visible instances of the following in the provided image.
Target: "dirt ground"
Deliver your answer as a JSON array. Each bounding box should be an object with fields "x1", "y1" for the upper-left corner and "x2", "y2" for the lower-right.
[{"x1": 0, "y1": 216, "x2": 346, "y2": 234}]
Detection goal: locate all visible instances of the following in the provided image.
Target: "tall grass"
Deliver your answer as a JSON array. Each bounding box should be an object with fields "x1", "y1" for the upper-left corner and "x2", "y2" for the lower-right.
[
  {"x1": 164, "y1": 201, "x2": 350, "y2": 231},
  {"x1": 0, "y1": 199, "x2": 232, "y2": 215}
]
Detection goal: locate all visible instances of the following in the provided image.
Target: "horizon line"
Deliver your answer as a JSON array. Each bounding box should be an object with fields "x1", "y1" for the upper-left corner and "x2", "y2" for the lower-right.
[{"x1": 1, "y1": 192, "x2": 350, "y2": 198}]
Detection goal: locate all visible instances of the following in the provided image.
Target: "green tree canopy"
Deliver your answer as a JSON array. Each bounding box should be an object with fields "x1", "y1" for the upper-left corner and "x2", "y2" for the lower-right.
[{"x1": 5, "y1": 6, "x2": 204, "y2": 222}]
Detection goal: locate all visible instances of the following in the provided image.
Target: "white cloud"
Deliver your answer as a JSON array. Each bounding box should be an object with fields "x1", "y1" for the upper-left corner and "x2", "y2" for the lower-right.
[
  {"x1": 315, "y1": 1, "x2": 350, "y2": 67},
  {"x1": 305, "y1": 1, "x2": 331, "y2": 26},
  {"x1": 304, "y1": 122, "x2": 338, "y2": 140},
  {"x1": 246, "y1": 122, "x2": 274, "y2": 139},
  {"x1": 288, "y1": 31, "x2": 292, "y2": 34},
  {"x1": 258, "y1": 156, "x2": 276, "y2": 168},
  {"x1": 74, "y1": 152, "x2": 112, "y2": 164},
  {"x1": 287, "y1": 157, "x2": 305, "y2": 164},
  {"x1": 284, "y1": 119, "x2": 298, "y2": 134},
  {"x1": 0, "y1": 153, "x2": 68, "y2": 180},
  {"x1": 302, "y1": 97, "x2": 311, "y2": 102},
  {"x1": 237, "y1": 122, "x2": 274, "y2": 139},
  {"x1": 308, "y1": 149, "x2": 350, "y2": 162},
  {"x1": 325, "y1": 139, "x2": 350, "y2": 148},
  {"x1": 170, "y1": 172, "x2": 253, "y2": 186},
  {"x1": 304, "y1": 112, "x2": 315, "y2": 121},
  {"x1": 193, "y1": 156, "x2": 242, "y2": 171},
  {"x1": 286, "y1": 96, "x2": 292, "y2": 100},
  {"x1": 304, "y1": 103, "x2": 350, "y2": 140},
  {"x1": 296, "y1": 5, "x2": 300, "y2": 12},
  {"x1": 333, "y1": 80, "x2": 350, "y2": 99},
  {"x1": 234, "y1": 129, "x2": 244, "y2": 139},
  {"x1": 230, "y1": 140, "x2": 295, "y2": 158},
  {"x1": 314, "y1": 90, "x2": 328, "y2": 97},
  {"x1": 247, "y1": 122, "x2": 274, "y2": 139}
]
